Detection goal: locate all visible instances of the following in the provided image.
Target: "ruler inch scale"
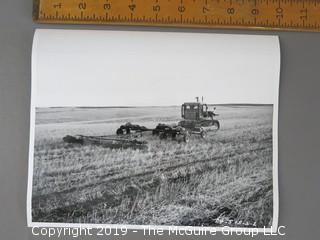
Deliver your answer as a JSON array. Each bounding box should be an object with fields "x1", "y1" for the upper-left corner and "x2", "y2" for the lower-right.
[{"x1": 33, "y1": 0, "x2": 320, "y2": 32}]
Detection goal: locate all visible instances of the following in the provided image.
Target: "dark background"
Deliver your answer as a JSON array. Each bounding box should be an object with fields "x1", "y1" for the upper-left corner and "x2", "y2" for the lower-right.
[{"x1": 0, "y1": 0, "x2": 319, "y2": 239}]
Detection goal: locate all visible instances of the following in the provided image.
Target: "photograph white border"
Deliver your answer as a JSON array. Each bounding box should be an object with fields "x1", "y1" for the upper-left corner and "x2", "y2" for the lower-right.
[{"x1": 27, "y1": 29, "x2": 280, "y2": 233}]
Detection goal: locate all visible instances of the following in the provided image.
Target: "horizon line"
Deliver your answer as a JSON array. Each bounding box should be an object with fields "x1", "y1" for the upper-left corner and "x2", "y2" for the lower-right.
[{"x1": 36, "y1": 103, "x2": 273, "y2": 108}]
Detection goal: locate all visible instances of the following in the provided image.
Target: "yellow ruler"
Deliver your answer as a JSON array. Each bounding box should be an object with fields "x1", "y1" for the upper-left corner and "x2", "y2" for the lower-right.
[{"x1": 33, "y1": 0, "x2": 320, "y2": 32}]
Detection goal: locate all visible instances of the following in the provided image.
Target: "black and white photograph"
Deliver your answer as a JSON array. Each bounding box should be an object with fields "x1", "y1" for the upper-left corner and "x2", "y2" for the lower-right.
[{"x1": 28, "y1": 29, "x2": 280, "y2": 231}]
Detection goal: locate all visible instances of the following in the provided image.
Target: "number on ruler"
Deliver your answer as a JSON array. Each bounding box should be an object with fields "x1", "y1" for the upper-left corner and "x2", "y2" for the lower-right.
[
  {"x1": 300, "y1": 8, "x2": 308, "y2": 20},
  {"x1": 251, "y1": 8, "x2": 259, "y2": 15},
  {"x1": 276, "y1": 7, "x2": 283, "y2": 19},
  {"x1": 203, "y1": 6, "x2": 209, "y2": 14},
  {"x1": 78, "y1": 2, "x2": 87, "y2": 10},
  {"x1": 129, "y1": 4, "x2": 136, "y2": 12},
  {"x1": 104, "y1": 1, "x2": 111, "y2": 10},
  {"x1": 53, "y1": 3, "x2": 62, "y2": 9},
  {"x1": 153, "y1": 4, "x2": 160, "y2": 12},
  {"x1": 178, "y1": 5, "x2": 186, "y2": 13},
  {"x1": 227, "y1": 8, "x2": 235, "y2": 14}
]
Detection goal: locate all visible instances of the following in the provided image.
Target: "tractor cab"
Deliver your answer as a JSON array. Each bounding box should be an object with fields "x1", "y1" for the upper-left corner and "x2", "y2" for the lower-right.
[
  {"x1": 181, "y1": 102, "x2": 209, "y2": 121},
  {"x1": 179, "y1": 97, "x2": 220, "y2": 131}
]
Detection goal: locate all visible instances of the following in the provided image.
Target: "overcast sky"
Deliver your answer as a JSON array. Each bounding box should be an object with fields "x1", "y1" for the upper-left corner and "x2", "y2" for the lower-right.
[{"x1": 33, "y1": 29, "x2": 280, "y2": 107}]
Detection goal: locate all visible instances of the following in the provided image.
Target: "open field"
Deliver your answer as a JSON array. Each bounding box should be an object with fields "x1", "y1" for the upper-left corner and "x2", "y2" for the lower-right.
[{"x1": 32, "y1": 105, "x2": 274, "y2": 228}]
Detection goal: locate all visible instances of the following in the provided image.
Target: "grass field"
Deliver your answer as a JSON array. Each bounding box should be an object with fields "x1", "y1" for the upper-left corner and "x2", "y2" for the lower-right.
[{"x1": 31, "y1": 105, "x2": 274, "y2": 228}]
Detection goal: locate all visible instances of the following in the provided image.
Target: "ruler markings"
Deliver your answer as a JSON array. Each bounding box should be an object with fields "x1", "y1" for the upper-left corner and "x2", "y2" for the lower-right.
[{"x1": 33, "y1": 0, "x2": 320, "y2": 31}]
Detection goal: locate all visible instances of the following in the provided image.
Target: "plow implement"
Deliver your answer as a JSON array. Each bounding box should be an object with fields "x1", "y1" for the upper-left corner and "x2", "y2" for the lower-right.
[{"x1": 63, "y1": 134, "x2": 148, "y2": 150}]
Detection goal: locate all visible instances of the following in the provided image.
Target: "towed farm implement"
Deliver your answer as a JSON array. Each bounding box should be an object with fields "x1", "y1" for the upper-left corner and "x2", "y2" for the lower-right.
[
  {"x1": 63, "y1": 98, "x2": 220, "y2": 150},
  {"x1": 63, "y1": 134, "x2": 148, "y2": 150}
]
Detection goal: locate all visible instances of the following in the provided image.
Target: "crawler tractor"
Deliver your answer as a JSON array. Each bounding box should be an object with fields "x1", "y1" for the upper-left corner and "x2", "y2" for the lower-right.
[{"x1": 178, "y1": 97, "x2": 220, "y2": 138}]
